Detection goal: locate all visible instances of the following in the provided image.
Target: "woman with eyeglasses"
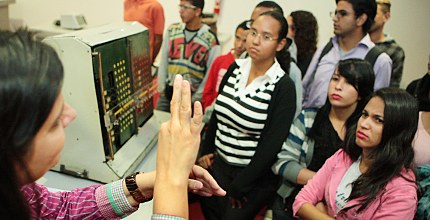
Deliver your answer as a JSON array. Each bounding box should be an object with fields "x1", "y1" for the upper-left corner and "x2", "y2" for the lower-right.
[
  {"x1": 293, "y1": 88, "x2": 418, "y2": 219},
  {"x1": 0, "y1": 29, "x2": 226, "y2": 219},
  {"x1": 271, "y1": 58, "x2": 375, "y2": 220},
  {"x1": 198, "y1": 11, "x2": 297, "y2": 220}
]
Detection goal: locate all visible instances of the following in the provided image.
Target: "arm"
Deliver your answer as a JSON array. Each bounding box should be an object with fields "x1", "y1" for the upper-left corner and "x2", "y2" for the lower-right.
[
  {"x1": 153, "y1": 74, "x2": 203, "y2": 218},
  {"x1": 293, "y1": 150, "x2": 345, "y2": 218},
  {"x1": 153, "y1": 34, "x2": 163, "y2": 63},
  {"x1": 151, "y1": 3, "x2": 165, "y2": 62},
  {"x1": 229, "y1": 76, "x2": 297, "y2": 199},
  {"x1": 192, "y1": 44, "x2": 221, "y2": 103},
  {"x1": 153, "y1": 75, "x2": 226, "y2": 218},
  {"x1": 373, "y1": 53, "x2": 392, "y2": 90},
  {"x1": 272, "y1": 109, "x2": 317, "y2": 185},
  {"x1": 297, "y1": 204, "x2": 334, "y2": 220},
  {"x1": 157, "y1": 28, "x2": 171, "y2": 94}
]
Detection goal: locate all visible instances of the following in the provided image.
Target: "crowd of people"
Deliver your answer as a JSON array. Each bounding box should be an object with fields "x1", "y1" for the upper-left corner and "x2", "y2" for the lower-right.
[{"x1": 0, "y1": 0, "x2": 428, "y2": 219}]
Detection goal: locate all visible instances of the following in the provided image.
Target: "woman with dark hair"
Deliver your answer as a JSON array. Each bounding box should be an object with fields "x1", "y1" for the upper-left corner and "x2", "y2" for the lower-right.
[
  {"x1": 294, "y1": 88, "x2": 418, "y2": 219},
  {"x1": 287, "y1": 10, "x2": 318, "y2": 77},
  {"x1": 272, "y1": 58, "x2": 375, "y2": 220},
  {"x1": 199, "y1": 11, "x2": 297, "y2": 220},
  {"x1": 0, "y1": 29, "x2": 225, "y2": 219}
]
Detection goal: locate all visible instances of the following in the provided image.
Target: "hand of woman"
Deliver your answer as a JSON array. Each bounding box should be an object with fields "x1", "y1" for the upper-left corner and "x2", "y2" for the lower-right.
[
  {"x1": 188, "y1": 165, "x2": 226, "y2": 197},
  {"x1": 153, "y1": 74, "x2": 205, "y2": 217},
  {"x1": 198, "y1": 153, "x2": 215, "y2": 169}
]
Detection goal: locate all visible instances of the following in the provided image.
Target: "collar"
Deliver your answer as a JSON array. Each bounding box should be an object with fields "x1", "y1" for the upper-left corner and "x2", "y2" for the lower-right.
[
  {"x1": 235, "y1": 57, "x2": 285, "y2": 83},
  {"x1": 332, "y1": 34, "x2": 375, "y2": 50}
]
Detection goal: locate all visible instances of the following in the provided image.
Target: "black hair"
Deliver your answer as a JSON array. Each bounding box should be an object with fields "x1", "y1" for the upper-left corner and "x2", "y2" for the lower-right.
[
  {"x1": 236, "y1": 20, "x2": 250, "y2": 32},
  {"x1": 189, "y1": 0, "x2": 204, "y2": 10},
  {"x1": 258, "y1": 10, "x2": 290, "y2": 75},
  {"x1": 344, "y1": 87, "x2": 418, "y2": 212},
  {"x1": 290, "y1": 11, "x2": 318, "y2": 67},
  {"x1": 336, "y1": 0, "x2": 377, "y2": 33},
  {"x1": 0, "y1": 29, "x2": 64, "y2": 218},
  {"x1": 256, "y1": 1, "x2": 284, "y2": 15},
  {"x1": 309, "y1": 59, "x2": 375, "y2": 152}
]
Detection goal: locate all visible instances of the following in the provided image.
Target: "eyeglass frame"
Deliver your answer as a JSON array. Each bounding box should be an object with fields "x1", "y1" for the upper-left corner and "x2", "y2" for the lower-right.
[
  {"x1": 178, "y1": 4, "x2": 197, "y2": 10},
  {"x1": 248, "y1": 29, "x2": 278, "y2": 42},
  {"x1": 329, "y1": 9, "x2": 352, "y2": 18}
]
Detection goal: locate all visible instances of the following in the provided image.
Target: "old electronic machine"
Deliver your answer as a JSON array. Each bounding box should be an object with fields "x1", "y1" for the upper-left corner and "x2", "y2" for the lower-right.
[{"x1": 44, "y1": 22, "x2": 158, "y2": 183}]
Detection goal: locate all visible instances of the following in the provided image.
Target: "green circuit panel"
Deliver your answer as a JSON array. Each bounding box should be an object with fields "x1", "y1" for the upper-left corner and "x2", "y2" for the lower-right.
[
  {"x1": 92, "y1": 38, "x2": 137, "y2": 159},
  {"x1": 127, "y1": 31, "x2": 153, "y2": 127}
]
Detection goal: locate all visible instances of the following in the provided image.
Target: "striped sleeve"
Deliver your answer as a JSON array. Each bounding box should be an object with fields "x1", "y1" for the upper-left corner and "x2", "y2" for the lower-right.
[
  {"x1": 21, "y1": 180, "x2": 138, "y2": 220},
  {"x1": 272, "y1": 108, "x2": 317, "y2": 183},
  {"x1": 152, "y1": 214, "x2": 185, "y2": 220},
  {"x1": 95, "y1": 179, "x2": 138, "y2": 219}
]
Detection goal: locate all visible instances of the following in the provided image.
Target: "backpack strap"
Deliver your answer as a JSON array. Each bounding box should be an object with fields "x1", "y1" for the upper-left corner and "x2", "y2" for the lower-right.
[
  {"x1": 307, "y1": 40, "x2": 333, "y2": 85},
  {"x1": 364, "y1": 45, "x2": 384, "y2": 66}
]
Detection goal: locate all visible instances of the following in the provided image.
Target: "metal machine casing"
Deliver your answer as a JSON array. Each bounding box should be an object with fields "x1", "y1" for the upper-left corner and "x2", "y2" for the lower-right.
[{"x1": 44, "y1": 22, "x2": 158, "y2": 183}]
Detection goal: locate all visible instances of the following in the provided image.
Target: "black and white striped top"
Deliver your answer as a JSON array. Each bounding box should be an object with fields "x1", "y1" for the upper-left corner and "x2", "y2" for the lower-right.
[{"x1": 214, "y1": 58, "x2": 286, "y2": 166}]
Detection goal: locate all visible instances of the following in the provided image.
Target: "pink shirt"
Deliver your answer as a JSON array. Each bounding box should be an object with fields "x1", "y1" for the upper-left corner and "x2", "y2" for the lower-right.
[
  {"x1": 413, "y1": 111, "x2": 430, "y2": 166},
  {"x1": 21, "y1": 180, "x2": 184, "y2": 220},
  {"x1": 293, "y1": 149, "x2": 417, "y2": 220}
]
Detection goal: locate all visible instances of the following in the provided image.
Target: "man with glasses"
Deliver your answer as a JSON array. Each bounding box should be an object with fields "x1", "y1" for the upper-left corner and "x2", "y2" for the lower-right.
[
  {"x1": 369, "y1": 0, "x2": 405, "y2": 88},
  {"x1": 156, "y1": 0, "x2": 220, "y2": 112},
  {"x1": 302, "y1": 0, "x2": 392, "y2": 109}
]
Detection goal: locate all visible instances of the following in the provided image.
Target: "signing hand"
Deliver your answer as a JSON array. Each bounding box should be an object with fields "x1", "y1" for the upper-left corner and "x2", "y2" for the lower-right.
[{"x1": 153, "y1": 74, "x2": 204, "y2": 218}]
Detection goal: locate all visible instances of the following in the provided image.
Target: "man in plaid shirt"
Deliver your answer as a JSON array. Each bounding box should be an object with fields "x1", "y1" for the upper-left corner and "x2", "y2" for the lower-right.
[{"x1": 369, "y1": 0, "x2": 405, "y2": 88}]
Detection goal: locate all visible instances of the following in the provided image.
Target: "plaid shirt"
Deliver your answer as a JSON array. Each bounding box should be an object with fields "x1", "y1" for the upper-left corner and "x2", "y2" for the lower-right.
[{"x1": 375, "y1": 34, "x2": 405, "y2": 88}]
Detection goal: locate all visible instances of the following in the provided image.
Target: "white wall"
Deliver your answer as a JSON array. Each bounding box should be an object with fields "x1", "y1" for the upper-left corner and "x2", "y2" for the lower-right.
[{"x1": 9, "y1": 0, "x2": 430, "y2": 88}]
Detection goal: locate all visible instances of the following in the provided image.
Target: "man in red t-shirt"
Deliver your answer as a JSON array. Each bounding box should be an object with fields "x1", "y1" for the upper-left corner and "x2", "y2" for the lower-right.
[
  {"x1": 124, "y1": 0, "x2": 165, "y2": 63},
  {"x1": 201, "y1": 20, "x2": 249, "y2": 111}
]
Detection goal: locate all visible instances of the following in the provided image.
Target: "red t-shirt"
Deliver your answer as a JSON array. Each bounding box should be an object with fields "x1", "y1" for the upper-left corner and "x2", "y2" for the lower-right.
[
  {"x1": 201, "y1": 51, "x2": 235, "y2": 110},
  {"x1": 124, "y1": 0, "x2": 165, "y2": 58}
]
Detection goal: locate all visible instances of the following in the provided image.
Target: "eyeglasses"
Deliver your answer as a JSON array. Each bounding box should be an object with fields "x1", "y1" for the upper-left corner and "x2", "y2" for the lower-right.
[
  {"x1": 330, "y1": 10, "x2": 351, "y2": 18},
  {"x1": 248, "y1": 30, "x2": 278, "y2": 42},
  {"x1": 178, "y1": 4, "x2": 197, "y2": 10}
]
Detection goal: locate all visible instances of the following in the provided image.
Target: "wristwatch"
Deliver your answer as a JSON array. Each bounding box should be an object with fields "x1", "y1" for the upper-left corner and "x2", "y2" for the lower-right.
[{"x1": 125, "y1": 172, "x2": 152, "y2": 203}]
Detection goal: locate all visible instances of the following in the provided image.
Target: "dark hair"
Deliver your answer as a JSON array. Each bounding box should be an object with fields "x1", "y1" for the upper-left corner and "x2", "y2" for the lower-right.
[
  {"x1": 309, "y1": 59, "x2": 375, "y2": 150},
  {"x1": 256, "y1": 1, "x2": 284, "y2": 15},
  {"x1": 290, "y1": 10, "x2": 318, "y2": 65},
  {"x1": 336, "y1": 0, "x2": 377, "y2": 33},
  {"x1": 344, "y1": 87, "x2": 418, "y2": 212},
  {"x1": 236, "y1": 20, "x2": 250, "y2": 32},
  {"x1": 0, "y1": 29, "x2": 64, "y2": 218},
  {"x1": 189, "y1": 0, "x2": 204, "y2": 10},
  {"x1": 377, "y1": 0, "x2": 391, "y2": 13},
  {"x1": 258, "y1": 11, "x2": 290, "y2": 75}
]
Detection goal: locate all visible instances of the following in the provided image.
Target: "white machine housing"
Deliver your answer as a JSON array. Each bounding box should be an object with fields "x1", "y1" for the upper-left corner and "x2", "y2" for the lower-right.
[{"x1": 43, "y1": 22, "x2": 159, "y2": 183}]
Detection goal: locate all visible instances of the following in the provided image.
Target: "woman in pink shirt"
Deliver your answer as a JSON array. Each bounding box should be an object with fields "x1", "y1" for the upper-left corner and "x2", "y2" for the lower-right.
[
  {"x1": 294, "y1": 88, "x2": 418, "y2": 219},
  {"x1": 0, "y1": 29, "x2": 225, "y2": 219}
]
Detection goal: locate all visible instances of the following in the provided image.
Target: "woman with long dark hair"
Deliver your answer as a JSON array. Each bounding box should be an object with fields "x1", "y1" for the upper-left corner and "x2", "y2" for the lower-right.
[
  {"x1": 287, "y1": 10, "x2": 318, "y2": 77},
  {"x1": 272, "y1": 58, "x2": 375, "y2": 219},
  {"x1": 294, "y1": 88, "x2": 418, "y2": 219},
  {"x1": 199, "y1": 11, "x2": 297, "y2": 220},
  {"x1": 0, "y1": 29, "x2": 225, "y2": 219}
]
